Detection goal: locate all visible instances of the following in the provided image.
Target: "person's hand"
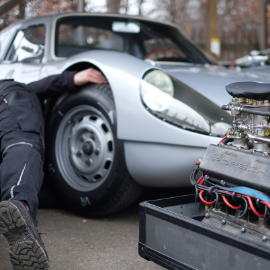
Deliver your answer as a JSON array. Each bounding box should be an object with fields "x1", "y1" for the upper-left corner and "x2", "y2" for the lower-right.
[{"x1": 74, "y1": 68, "x2": 108, "y2": 86}]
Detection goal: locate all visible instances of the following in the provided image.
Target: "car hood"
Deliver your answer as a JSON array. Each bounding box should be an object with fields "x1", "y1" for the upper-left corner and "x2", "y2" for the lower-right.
[{"x1": 156, "y1": 63, "x2": 270, "y2": 107}]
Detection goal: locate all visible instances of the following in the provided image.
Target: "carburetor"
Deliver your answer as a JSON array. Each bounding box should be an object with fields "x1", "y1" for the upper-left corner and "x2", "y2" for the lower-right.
[{"x1": 222, "y1": 81, "x2": 270, "y2": 153}]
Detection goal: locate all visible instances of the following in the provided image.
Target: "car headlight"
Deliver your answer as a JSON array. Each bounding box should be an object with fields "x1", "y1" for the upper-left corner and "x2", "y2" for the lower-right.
[
  {"x1": 141, "y1": 70, "x2": 174, "y2": 112},
  {"x1": 140, "y1": 68, "x2": 232, "y2": 137}
]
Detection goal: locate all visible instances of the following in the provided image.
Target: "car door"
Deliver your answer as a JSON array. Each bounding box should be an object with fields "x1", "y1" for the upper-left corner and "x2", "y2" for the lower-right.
[{"x1": 0, "y1": 24, "x2": 46, "y2": 83}]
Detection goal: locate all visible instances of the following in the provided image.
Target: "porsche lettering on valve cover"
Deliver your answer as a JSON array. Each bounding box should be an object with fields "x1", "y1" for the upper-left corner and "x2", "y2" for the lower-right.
[
  {"x1": 1, "y1": 12, "x2": 270, "y2": 215},
  {"x1": 213, "y1": 155, "x2": 270, "y2": 175}
]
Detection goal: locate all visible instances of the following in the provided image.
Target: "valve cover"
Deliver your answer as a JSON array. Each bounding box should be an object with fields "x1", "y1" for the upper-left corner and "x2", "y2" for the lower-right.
[{"x1": 200, "y1": 144, "x2": 270, "y2": 194}]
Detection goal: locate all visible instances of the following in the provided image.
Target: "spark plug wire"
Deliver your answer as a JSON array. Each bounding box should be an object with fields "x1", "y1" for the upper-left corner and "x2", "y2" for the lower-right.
[
  {"x1": 218, "y1": 135, "x2": 227, "y2": 144},
  {"x1": 243, "y1": 195, "x2": 264, "y2": 218},
  {"x1": 199, "y1": 190, "x2": 215, "y2": 205},
  {"x1": 222, "y1": 195, "x2": 241, "y2": 209}
]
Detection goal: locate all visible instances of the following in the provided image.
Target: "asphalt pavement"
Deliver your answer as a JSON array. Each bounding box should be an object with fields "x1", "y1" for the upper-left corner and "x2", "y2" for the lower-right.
[{"x1": 0, "y1": 187, "x2": 193, "y2": 269}]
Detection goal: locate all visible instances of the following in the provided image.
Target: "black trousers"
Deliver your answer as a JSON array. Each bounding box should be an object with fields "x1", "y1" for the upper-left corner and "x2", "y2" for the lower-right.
[{"x1": 0, "y1": 84, "x2": 44, "y2": 219}]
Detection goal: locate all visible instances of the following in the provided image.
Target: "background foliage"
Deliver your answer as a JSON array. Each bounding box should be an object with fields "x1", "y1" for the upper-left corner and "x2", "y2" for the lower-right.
[{"x1": 0, "y1": 0, "x2": 269, "y2": 61}]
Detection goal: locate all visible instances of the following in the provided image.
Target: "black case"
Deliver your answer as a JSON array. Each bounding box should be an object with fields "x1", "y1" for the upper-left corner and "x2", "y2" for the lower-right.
[{"x1": 139, "y1": 194, "x2": 270, "y2": 270}]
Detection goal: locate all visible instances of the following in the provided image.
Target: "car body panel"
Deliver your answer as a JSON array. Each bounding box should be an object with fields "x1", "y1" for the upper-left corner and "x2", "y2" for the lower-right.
[{"x1": 124, "y1": 141, "x2": 207, "y2": 187}]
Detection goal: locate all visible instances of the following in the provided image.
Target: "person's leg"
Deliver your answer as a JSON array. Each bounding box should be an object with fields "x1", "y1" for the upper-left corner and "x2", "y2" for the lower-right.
[
  {"x1": 0, "y1": 88, "x2": 44, "y2": 219},
  {"x1": 0, "y1": 133, "x2": 44, "y2": 219}
]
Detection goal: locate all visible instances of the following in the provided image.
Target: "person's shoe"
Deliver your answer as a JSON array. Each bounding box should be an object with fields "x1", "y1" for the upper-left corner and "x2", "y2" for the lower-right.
[{"x1": 0, "y1": 200, "x2": 50, "y2": 270}]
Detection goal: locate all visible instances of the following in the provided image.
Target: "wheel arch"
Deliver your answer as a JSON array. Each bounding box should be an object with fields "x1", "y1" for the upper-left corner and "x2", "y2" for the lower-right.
[{"x1": 44, "y1": 61, "x2": 115, "y2": 122}]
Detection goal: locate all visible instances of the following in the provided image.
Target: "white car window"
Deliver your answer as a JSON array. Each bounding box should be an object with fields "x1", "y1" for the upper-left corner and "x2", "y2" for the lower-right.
[{"x1": 5, "y1": 25, "x2": 45, "y2": 63}]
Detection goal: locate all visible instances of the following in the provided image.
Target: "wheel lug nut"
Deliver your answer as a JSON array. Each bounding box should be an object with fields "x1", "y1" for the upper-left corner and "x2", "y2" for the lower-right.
[
  {"x1": 95, "y1": 148, "x2": 100, "y2": 155},
  {"x1": 76, "y1": 151, "x2": 82, "y2": 157},
  {"x1": 79, "y1": 135, "x2": 85, "y2": 142},
  {"x1": 86, "y1": 159, "x2": 92, "y2": 165}
]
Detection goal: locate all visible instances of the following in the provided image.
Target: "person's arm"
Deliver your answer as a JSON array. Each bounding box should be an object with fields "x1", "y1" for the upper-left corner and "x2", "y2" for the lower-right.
[{"x1": 27, "y1": 68, "x2": 108, "y2": 98}]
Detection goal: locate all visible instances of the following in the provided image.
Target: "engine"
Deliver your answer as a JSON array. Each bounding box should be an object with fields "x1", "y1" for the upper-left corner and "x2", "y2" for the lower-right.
[{"x1": 193, "y1": 82, "x2": 270, "y2": 244}]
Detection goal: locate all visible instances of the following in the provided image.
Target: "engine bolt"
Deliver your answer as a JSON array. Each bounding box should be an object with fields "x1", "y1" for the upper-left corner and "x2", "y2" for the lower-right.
[
  {"x1": 221, "y1": 180, "x2": 226, "y2": 186},
  {"x1": 241, "y1": 227, "x2": 246, "y2": 233},
  {"x1": 221, "y1": 220, "x2": 226, "y2": 225},
  {"x1": 85, "y1": 159, "x2": 92, "y2": 165},
  {"x1": 79, "y1": 135, "x2": 85, "y2": 142},
  {"x1": 95, "y1": 148, "x2": 100, "y2": 155},
  {"x1": 76, "y1": 151, "x2": 82, "y2": 157},
  {"x1": 263, "y1": 152, "x2": 268, "y2": 157},
  {"x1": 205, "y1": 213, "x2": 210, "y2": 218},
  {"x1": 262, "y1": 236, "x2": 267, "y2": 242},
  {"x1": 204, "y1": 175, "x2": 209, "y2": 180}
]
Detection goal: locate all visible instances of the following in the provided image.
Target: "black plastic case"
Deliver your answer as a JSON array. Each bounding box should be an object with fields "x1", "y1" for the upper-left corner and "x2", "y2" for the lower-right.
[{"x1": 139, "y1": 194, "x2": 270, "y2": 270}]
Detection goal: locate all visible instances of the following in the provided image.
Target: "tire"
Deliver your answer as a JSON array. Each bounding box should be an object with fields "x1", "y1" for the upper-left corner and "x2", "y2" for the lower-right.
[{"x1": 46, "y1": 84, "x2": 143, "y2": 216}]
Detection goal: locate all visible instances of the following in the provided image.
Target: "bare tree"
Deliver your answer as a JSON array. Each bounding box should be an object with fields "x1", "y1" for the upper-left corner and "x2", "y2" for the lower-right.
[
  {"x1": 0, "y1": 0, "x2": 25, "y2": 17},
  {"x1": 148, "y1": 0, "x2": 266, "y2": 60},
  {"x1": 107, "y1": 0, "x2": 121, "y2": 12},
  {"x1": 138, "y1": 0, "x2": 144, "y2": 15}
]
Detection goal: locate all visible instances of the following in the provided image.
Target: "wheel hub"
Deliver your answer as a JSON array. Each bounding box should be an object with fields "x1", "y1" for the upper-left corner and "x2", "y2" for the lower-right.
[{"x1": 82, "y1": 141, "x2": 93, "y2": 156}]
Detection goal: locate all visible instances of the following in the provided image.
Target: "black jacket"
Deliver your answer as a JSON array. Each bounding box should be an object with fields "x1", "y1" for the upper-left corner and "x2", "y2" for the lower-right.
[{"x1": 27, "y1": 71, "x2": 78, "y2": 98}]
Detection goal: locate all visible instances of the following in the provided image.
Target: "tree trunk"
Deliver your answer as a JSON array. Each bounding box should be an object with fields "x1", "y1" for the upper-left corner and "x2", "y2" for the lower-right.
[
  {"x1": 259, "y1": 0, "x2": 267, "y2": 50},
  {"x1": 138, "y1": 0, "x2": 143, "y2": 15},
  {"x1": 17, "y1": 0, "x2": 26, "y2": 19},
  {"x1": 206, "y1": 0, "x2": 219, "y2": 57},
  {"x1": 77, "y1": 0, "x2": 84, "y2": 12},
  {"x1": 107, "y1": 0, "x2": 120, "y2": 13}
]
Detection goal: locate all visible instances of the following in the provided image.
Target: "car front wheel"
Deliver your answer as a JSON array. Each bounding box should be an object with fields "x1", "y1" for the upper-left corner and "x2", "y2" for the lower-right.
[{"x1": 46, "y1": 84, "x2": 143, "y2": 215}]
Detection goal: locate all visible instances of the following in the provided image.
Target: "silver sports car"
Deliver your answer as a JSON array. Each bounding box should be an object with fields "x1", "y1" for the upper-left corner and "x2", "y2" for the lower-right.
[{"x1": 0, "y1": 13, "x2": 269, "y2": 215}]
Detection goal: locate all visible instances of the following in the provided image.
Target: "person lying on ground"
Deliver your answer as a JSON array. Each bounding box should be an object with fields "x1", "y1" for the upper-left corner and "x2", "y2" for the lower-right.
[{"x1": 0, "y1": 68, "x2": 107, "y2": 270}]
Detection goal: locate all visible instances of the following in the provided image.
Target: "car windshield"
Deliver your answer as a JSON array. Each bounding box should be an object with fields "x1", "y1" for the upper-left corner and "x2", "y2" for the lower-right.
[{"x1": 54, "y1": 16, "x2": 216, "y2": 65}]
